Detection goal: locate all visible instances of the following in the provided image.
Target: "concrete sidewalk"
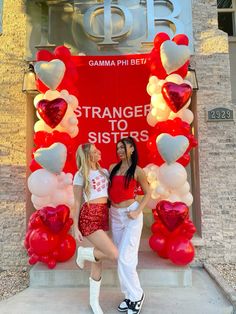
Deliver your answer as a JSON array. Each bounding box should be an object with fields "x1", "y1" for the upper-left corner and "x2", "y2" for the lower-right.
[{"x1": 0, "y1": 268, "x2": 234, "y2": 314}]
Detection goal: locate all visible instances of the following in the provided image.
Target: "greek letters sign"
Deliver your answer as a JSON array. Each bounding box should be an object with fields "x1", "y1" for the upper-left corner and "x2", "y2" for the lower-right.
[
  {"x1": 73, "y1": 54, "x2": 152, "y2": 167},
  {"x1": 72, "y1": 0, "x2": 193, "y2": 54}
]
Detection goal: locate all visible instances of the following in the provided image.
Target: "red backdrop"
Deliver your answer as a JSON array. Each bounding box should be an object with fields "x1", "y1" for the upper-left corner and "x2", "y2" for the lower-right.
[{"x1": 72, "y1": 53, "x2": 153, "y2": 168}]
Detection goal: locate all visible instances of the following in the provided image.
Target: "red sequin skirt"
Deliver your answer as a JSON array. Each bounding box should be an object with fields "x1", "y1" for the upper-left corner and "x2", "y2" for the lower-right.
[{"x1": 78, "y1": 203, "x2": 109, "y2": 236}]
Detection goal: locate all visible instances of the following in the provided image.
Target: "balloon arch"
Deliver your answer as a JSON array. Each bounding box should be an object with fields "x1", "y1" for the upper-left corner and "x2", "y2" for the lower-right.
[{"x1": 25, "y1": 33, "x2": 197, "y2": 268}]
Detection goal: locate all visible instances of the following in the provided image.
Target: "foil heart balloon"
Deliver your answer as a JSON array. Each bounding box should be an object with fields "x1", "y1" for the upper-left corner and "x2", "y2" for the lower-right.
[
  {"x1": 39, "y1": 205, "x2": 70, "y2": 233},
  {"x1": 34, "y1": 59, "x2": 66, "y2": 90},
  {"x1": 34, "y1": 143, "x2": 67, "y2": 174},
  {"x1": 156, "y1": 133, "x2": 189, "y2": 164},
  {"x1": 156, "y1": 200, "x2": 189, "y2": 232},
  {"x1": 160, "y1": 41, "x2": 190, "y2": 74},
  {"x1": 162, "y1": 82, "x2": 193, "y2": 113},
  {"x1": 37, "y1": 98, "x2": 68, "y2": 128}
]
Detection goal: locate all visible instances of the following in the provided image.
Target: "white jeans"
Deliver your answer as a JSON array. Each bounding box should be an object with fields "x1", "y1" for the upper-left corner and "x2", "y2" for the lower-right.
[{"x1": 110, "y1": 201, "x2": 143, "y2": 302}]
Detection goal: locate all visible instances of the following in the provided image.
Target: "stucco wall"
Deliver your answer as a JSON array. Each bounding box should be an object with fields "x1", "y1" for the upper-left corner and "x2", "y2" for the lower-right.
[{"x1": 0, "y1": 0, "x2": 27, "y2": 269}]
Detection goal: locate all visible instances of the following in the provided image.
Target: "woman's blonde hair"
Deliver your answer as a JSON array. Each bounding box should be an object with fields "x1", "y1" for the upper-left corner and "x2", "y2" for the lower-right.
[{"x1": 75, "y1": 143, "x2": 103, "y2": 198}]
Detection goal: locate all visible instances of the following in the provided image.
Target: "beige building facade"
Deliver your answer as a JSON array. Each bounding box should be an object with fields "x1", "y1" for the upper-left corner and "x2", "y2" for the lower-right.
[{"x1": 0, "y1": 0, "x2": 235, "y2": 270}]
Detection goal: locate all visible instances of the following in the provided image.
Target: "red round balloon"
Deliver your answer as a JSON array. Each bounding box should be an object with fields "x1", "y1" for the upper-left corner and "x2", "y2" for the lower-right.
[
  {"x1": 177, "y1": 153, "x2": 190, "y2": 167},
  {"x1": 173, "y1": 34, "x2": 189, "y2": 46},
  {"x1": 29, "y1": 228, "x2": 59, "y2": 256},
  {"x1": 54, "y1": 46, "x2": 71, "y2": 63},
  {"x1": 56, "y1": 234, "x2": 76, "y2": 262},
  {"x1": 151, "y1": 220, "x2": 170, "y2": 237},
  {"x1": 29, "y1": 159, "x2": 42, "y2": 172},
  {"x1": 29, "y1": 254, "x2": 39, "y2": 265},
  {"x1": 168, "y1": 236, "x2": 195, "y2": 265},
  {"x1": 154, "y1": 32, "x2": 170, "y2": 49},
  {"x1": 149, "y1": 232, "x2": 169, "y2": 258},
  {"x1": 47, "y1": 258, "x2": 57, "y2": 269},
  {"x1": 36, "y1": 50, "x2": 54, "y2": 62}
]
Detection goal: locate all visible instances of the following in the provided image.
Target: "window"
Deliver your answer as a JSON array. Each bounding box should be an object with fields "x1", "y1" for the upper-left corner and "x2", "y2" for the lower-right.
[{"x1": 217, "y1": 0, "x2": 236, "y2": 36}]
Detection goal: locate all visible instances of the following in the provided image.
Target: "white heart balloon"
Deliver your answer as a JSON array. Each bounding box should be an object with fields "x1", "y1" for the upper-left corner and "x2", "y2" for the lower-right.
[
  {"x1": 34, "y1": 59, "x2": 66, "y2": 90},
  {"x1": 156, "y1": 133, "x2": 189, "y2": 164},
  {"x1": 34, "y1": 143, "x2": 67, "y2": 174},
  {"x1": 160, "y1": 41, "x2": 190, "y2": 75}
]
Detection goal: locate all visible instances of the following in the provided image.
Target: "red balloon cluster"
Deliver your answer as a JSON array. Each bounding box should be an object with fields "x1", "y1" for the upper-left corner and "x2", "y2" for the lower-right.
[
  {"x1": 147, "y1": 117, "x2": 198, "y2": 167},
  {"x1": 36, "y1": 46, "x2": 79, "y2": 96},
  {"x1": 149, "y1": 200, "x2": 196, "y2": 265},
  {"x1": 30, "y1": 130, "x2": 78, "y2": 174},
  {"x1": 149, "y1": 33, "x2": 190, "y2": 80},
  {"x1": 24, "y1": 205, "x2": 76, "y2": 269}
]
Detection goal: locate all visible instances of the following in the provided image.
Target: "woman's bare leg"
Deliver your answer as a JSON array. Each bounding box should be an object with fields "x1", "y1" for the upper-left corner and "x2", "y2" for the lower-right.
[
  {"x1": 91, "y1": 261, "x2": 102, "y2": 281},
  {"x1": 86, "y1": 229, "x2": 118, "y2": 262}
]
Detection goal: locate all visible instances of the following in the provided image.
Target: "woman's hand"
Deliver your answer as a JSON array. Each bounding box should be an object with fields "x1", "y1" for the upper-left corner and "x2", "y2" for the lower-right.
[
  {"x1": 127, "y1": 210, "x2": 141, "y2": 220},
  {"x1": 73, "y1": 226, "x2": 83, "y2": 242}
]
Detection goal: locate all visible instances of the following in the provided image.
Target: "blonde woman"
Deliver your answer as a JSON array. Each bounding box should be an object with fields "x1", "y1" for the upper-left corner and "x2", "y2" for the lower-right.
[{"x1": 73, "y1": 143, "x2": 118, "y2": 314}]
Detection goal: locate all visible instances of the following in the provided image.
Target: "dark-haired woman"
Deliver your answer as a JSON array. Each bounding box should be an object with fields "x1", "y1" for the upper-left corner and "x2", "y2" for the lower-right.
[{"x1": 109, "y1": 137, "x2": 150, "y2": 314}]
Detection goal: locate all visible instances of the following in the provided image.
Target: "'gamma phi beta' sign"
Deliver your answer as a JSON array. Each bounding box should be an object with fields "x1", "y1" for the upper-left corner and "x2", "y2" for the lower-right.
[{"x1": 72, "y1": 0, "x2": 193, "y2": 54}]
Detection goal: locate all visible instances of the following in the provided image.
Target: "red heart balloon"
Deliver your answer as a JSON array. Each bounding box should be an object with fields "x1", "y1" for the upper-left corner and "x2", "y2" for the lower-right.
[
  {"x1": 167, "y1": 236, "x2": 195, "y2": 265},
  {"x1": 39, "y1": 205, "x2": 70, "y2": 233},
  {"x1": 162, "y1": 82, "x2": 193, "y2": 113},
  {"x1": 37, "y1": 98, "x2": 68, "y2": 128},
  {"x1": 156, "y1": 201, "x2": 189, "y2": 232}
]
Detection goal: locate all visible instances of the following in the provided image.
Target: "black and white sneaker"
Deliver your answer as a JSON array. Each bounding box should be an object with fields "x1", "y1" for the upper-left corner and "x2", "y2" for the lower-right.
[
  {"x1": 118, "y1": 299, "x2": 130, "y2": 312},
  {"x1": 127, "y1": 293, "x2": 145, "y2": 314}
]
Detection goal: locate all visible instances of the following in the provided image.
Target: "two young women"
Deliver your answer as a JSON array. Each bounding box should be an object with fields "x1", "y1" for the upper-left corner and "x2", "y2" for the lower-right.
[{"x1": 73, "y1": 137, "x2": 150, "y2": 314}]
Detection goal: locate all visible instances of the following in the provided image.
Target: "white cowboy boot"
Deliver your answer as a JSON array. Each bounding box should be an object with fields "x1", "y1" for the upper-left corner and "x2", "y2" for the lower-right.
[
  {"x1": 76, "y1": 247, "x2": 96, "y2": 269},
  {"x1": 89, "y1": 277, "x2": 103, "y2": 314}
]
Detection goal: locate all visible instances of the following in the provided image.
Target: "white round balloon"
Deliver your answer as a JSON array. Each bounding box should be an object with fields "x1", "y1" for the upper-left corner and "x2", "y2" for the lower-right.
[
  {"x1": 181, "y1": 192, "x2": 193, "y2": 206},
  {"x1": 44, "y1": 90, "x2": 61, "y2": 101},
  {"x1": 158, "y1": 162, "x2": 187, "y2": 189},
  {"x1": 166, "y1": 74, "x2": 183, "y2": 84},
  {"x1": 33, "y1": 94, "x2": 44, "y2": 108},
  {"x1": 28, "y1": 169, "x2": 57, "y2": 197},
  {"x1": 181, "y1": 109, "x2": 194, "y2": 124},
  {"x1": 147, "y1": 171, "x2": 157, "y2": 183},
  {"x1": 150, "y1": 181, "x2": 159, "y2": 190},
  {"x1": 149, "y1": 76, "x2": 158, "y2": 85},
  {"x1": 174, "y1": 182, "x2": 190, "y2": 195},
  {"x1": 167, "y1": 194, "x2": 182, "y2": 202},
  {"x1": 34, "y1": 120, "x2": 52, "y2": 133},
  {"x1": 147, "y1": 112, "x2": 158, "y2": 126}
]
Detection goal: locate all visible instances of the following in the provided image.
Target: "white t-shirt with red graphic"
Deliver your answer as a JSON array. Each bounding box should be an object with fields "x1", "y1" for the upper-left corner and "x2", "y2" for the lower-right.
[{"x1": 73, "y1": 169, "x2": 109, "y2": 202}]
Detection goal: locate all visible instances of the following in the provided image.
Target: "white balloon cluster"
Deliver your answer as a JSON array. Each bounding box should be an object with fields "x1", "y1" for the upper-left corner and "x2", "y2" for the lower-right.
[
  {"x1": 144, "y1": 163, "x2": 193, "y2": 208},
  {"x1": 34, "y1": 89, "x2": 79, "y2": 138},
  {"x1": 146, "y1": 74, "x2": 194, "y2": 126},
  {"x1": 28, "y1": 169, "x2": 74, "y2": 210}
]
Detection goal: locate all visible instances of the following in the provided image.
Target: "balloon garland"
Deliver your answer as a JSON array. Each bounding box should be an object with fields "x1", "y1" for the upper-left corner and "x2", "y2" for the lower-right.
[
  {"x1": 25, "y1": 46, "x2": 79, "y2": 269},
  {"x1": 144, "y1": 33, "x2": 197, "y2": 265}
]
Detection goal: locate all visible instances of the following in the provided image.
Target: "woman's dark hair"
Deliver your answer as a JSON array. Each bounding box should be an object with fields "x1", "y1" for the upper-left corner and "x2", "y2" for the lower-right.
[{"x1": 110, "y1": 137, "x2": 138, "y2": 188}]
